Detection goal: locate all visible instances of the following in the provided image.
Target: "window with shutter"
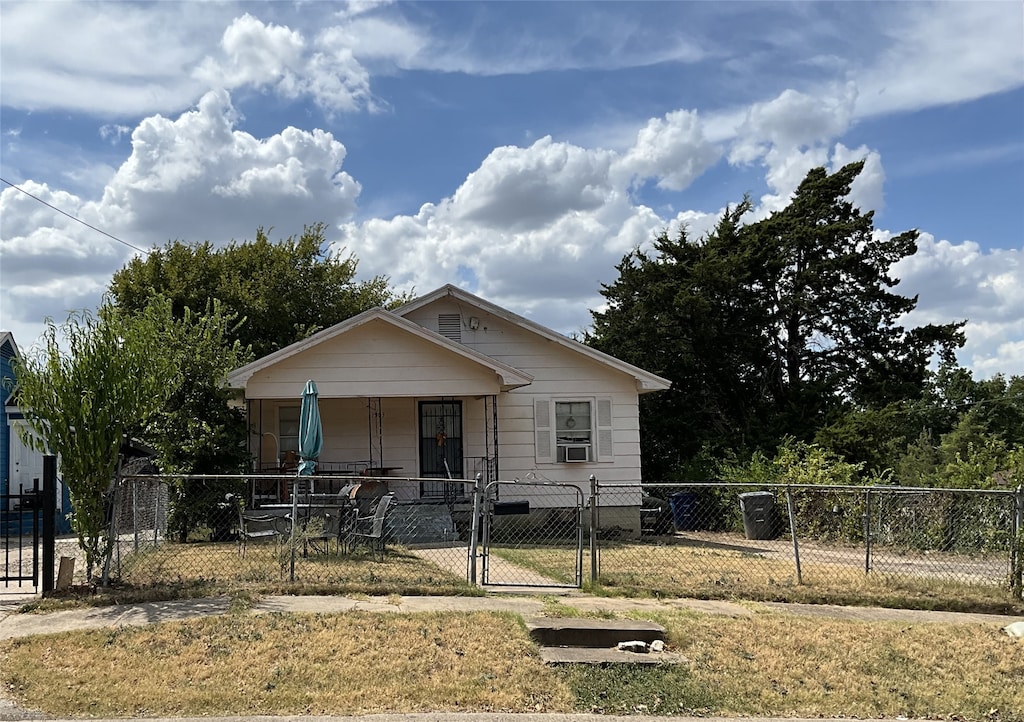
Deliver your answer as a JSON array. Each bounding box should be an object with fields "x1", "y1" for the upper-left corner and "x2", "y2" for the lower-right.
[
  {"x1": 534, "y1": 398, "x2": 553, "y2": 462},
  {"x1": 596, "y1": 397, "x2": 614, "y2": 461}
]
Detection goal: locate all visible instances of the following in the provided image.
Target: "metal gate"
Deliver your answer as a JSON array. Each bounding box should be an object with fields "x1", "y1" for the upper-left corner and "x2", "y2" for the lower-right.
[
  {"x1": 480, "y1": 480, "x2": 584, "y2": 588},
  {"x1": 1, "y1": 480, "x2": 41, "y2": 588}
]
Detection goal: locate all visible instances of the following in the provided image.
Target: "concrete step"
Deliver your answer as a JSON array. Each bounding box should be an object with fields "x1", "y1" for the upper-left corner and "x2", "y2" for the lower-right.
[
  {"x1": 526, "y1": 616, "x2": 666, "y2": 648},
  {"x1": 527, "y1": 617, "x2": 683, "y2": 665}
]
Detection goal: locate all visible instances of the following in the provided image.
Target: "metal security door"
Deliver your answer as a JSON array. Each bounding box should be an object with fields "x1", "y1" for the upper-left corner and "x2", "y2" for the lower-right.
[
  {"x1": 481, "y1": 480, "x2": 583, "y2": 588},
  {"x1": 419, "y1": 401, "x2": 464, "y2": 500},
  {"x1": 1, "y1": 480, "x2": 40, "y2": 587}
]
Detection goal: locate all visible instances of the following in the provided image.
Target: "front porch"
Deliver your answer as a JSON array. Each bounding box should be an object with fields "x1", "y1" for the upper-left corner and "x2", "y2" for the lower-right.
[{"x1": 246, "y1": 395, "x2": 500, "y2": 505}]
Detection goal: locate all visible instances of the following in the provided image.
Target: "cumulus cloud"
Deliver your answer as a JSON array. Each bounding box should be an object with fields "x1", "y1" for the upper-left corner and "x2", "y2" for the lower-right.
[
  {"x1": 894, "y1": 235, "x2": 1024, "y2": 375},
  {"x1": 612, "y1": 110, "x2": 722, "y2": 192},
  {"x1": 451, "y1": 137, "x2": 615, "y2": 231},
  {"x1": 0, "y1": 93, "x2": 363, "y2": 348},
  {"x1": 195, "y1": 14, "x2": 378, "y2": 114},
  {"x1": 98, "y1": 89, "x2": 360, "y2": 244},
  {"x1": 729, "y1": 86, "x2": 857, "y2": 165}
]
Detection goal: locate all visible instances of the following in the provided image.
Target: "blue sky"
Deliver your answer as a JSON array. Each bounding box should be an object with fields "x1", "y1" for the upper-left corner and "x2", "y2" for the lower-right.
[{"x1": 1, "y1": 0, "x2": 1022, "y2": 375}]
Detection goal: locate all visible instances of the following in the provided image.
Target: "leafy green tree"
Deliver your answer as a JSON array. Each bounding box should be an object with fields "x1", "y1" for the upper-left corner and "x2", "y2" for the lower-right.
[
  {"x1": 589, "y1": 201, "x2": 771, "y2": 477},
  {"x1": 744, "y1": 162, "x2": 964, "y2": 430},
  {"x1": 139, "y1": 302, "x2": 254, "y2": 541},
  {"x1": 814, "y1": 403, "x2": 913, "y2": 476},
  {"x1": 590, "y1": 162, "x2": 965, "y2": 478},
  {"x1": 109, "y1": 223, "x2": 404, "y2": 359},
  {"x1": 10, "y1": 303, "x2": 175, "y2": 580}
]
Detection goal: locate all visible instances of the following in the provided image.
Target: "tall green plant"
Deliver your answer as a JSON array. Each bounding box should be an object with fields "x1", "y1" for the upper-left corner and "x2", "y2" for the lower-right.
[
  {"x1": 146, "y1": 301, "x2": 253, "y2": 541},
  {"x1": 11, "y1": 302, "x2": 176, "y2": 580}
]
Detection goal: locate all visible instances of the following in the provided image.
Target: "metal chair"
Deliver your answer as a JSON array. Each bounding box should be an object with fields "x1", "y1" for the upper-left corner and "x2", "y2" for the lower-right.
[
  {"x1": 347, "y1": 493, "x2": 394, "y2": 561},
  {"x1": 305, "y1": 509, "x2": 341, "y2": 557},
  {"x1": 232, "y1": 497, "x2": 288, "y2": 557}
]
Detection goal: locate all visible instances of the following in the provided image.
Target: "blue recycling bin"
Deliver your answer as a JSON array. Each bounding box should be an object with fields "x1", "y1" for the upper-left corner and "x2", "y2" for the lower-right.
[{"x1": 669, "y1": 491, "x2": 698, "y2": 531}]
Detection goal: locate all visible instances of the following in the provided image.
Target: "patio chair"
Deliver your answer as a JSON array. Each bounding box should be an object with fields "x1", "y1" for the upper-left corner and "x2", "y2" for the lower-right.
[
  {"x1": 346, "y1": 493, "x2": 394, "y2": 561},
  {"x1": 235, "y1": 503, "x2": 288, "y2": 557},
  {"x1": 305, "y1": 509, "x2": 341, "y2": 557}
]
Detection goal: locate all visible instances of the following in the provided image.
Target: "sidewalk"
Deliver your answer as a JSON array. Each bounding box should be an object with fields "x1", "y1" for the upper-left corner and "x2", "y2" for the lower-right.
[{"x1": 1, "y1": 588, "x2": 1020, "y2": 640}]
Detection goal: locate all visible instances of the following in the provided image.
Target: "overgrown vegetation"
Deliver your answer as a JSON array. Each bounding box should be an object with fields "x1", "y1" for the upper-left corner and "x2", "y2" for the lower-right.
[{"x1": 588, "y1": 162, "x2": 1022, "y2": 487}]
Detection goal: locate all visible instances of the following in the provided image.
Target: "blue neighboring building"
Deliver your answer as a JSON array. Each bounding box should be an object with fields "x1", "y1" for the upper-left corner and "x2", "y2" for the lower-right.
[{"x1": 1, "y1": 332, "x2": 71, "y2": 534}]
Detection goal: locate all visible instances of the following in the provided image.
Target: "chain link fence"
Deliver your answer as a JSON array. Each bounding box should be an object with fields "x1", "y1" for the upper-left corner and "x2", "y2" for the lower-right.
[
  {"x1": 593, "y1": 482, "x2": 1023, "y2": 608},
  {"x1": 66, "y1": 474, "x2": 476, "y2": 594},
  {"x1": 48, "y1": 474, "x2": 1024, "y2": 611}
]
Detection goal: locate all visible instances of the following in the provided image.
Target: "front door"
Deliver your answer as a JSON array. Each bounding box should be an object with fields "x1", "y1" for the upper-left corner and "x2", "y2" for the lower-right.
[{"x1": 419, "y1": 401, "x2": 463, "y2": 498}]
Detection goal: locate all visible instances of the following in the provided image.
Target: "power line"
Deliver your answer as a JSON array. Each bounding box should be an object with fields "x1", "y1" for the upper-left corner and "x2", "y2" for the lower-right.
[{"x1": 1, "y1": 177, "x2": 150, "y2": 256}]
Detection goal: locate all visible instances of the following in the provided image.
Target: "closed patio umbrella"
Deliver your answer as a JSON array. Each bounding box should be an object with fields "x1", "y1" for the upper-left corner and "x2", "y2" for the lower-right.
[
  {"x1": 290, "y1": 379, "x2": 323, "y2": 579},
  {"x1": 297, "y1": 379, "x2": 323, "y2": 477}
]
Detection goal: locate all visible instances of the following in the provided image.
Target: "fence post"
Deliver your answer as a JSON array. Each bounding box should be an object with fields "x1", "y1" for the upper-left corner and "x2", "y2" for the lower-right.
[
  {"x1": 784, "y1": 486, "x2": 802, "y2": 585},
  {"x1": 42, "y1": 457, "x2": 56, "y2": 594},
  {"x1": 1013, "y1": 484, "x2": 1023, "y2": 600},
  {"x1": 468, "y1": 473, "x2": 482, "y2": 585},
  {"x1": 589, "y1": 475, "x2": 598, "y2": 585},
  {"x1": 864, "y1": 488, "x2": 872, "y2": 574}
]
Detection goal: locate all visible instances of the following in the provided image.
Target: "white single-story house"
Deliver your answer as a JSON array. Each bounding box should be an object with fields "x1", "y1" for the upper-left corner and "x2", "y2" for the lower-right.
[{"x1": 227, "y1": 285, "x2": 670, "y2": 534}]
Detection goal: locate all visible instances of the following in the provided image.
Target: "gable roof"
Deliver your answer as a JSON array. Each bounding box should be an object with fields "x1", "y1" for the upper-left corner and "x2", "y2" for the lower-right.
[
  {"x1": 396, "y1": 285, "x2": 671, "y2": 393},
  {"x1": 1, "y1": 331, "x2": 20, "y2": 407},
  {"x1": 227, "y1": 306, "x2": 534, "y2": 391}
]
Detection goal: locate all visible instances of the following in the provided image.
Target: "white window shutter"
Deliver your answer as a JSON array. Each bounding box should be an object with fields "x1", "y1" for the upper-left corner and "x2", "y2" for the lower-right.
[
  {"x1": 534, "y1": 398, "x2": 554, "y2": 463},
  {"x1": 596, "y1": 397, "x2": 614, "y2": 462}
]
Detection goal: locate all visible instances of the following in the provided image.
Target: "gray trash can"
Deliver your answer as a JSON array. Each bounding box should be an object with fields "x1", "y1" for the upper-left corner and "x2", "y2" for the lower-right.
[{"x1": 739, "y1": 491, "x2": 779, "y2": 540}]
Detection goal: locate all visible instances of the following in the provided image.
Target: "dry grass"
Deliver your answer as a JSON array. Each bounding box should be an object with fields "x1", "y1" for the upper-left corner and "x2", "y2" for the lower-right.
[
  {"x1": 118, "y1": 541, "x2": 475, "y2": 597},
  {"x1": 1, "y1": 611, "x2": 573, "y2": 717},
  {"x1": 3, "y1": 607, "x2": 1022, "y2": 720},
  {"x1": 662, "y1": 609, "x2": 1024, "y2": 720},
  {"x1": 559, "y1": 609, "x2": 1024, "y2": 720},
  {"x1": 493, "y1": 541, "x2": 1024, "y2": 614}
]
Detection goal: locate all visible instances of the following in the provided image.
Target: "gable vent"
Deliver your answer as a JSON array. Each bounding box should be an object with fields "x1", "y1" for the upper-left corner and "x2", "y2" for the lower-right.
[{"x1": 438, "y1": 314, "x2": 462, "y2": 343}]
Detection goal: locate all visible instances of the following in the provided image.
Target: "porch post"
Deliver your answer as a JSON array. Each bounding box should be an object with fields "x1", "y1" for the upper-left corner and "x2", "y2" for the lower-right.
[
  {"x1": 491, "y1": 395, "x2": 499, "y2": 482},
  {"x1": 468, "y1": 473, "x2": 483, "y2": 585}
]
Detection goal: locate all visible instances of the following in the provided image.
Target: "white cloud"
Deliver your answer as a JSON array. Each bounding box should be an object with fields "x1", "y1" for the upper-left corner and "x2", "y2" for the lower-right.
[
  {"x1": 97, "y1": 90, "x2": 360, "y2": 243},
  {"x1": 194, "y1": 14, "x2": 306, "y2": 90},
  {"x1": 451, "y1": 137, "x2": 615, "y2": 231},
  {"x1": 728, "y1": 86, "x2": 857, "y2": 165},
  {"x1": 0, "y1": 2, "x2": 220, "y2": 115},
  {"x1": 853, "y1": 2, "x2": 1024, "y2": 118},
  {"x1": 830, "y1": 143, "x2": 885, "y2": 214},
  {"x1": 195, "y1": 14, "x2": 378, "y2": 114},
  {"x1": 612, "y1": 110, "x2": 722, "y2": 192},
  {"x1": 0, "y1": 92, "x2": 363, "y2": 349},
  {"x1": 894, "y1": 235, "x2": 1024, "y2": 375}
]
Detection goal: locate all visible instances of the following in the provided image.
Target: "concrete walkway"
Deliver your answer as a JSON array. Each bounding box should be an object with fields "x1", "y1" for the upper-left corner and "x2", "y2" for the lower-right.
[{"x1": 1, "y1": 588, "x2": 1020, "y2": 641}]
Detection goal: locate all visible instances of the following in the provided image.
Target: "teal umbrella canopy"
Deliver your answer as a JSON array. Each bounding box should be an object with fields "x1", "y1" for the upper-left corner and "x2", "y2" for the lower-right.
[{"x1": 297, "y1": 379, "x2": 323, "y2": 476}]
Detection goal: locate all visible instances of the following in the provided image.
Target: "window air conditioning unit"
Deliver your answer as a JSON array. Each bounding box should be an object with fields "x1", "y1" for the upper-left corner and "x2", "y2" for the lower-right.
[{"x1": 562, "y1": 445, "x2": 590, "y2": 462}]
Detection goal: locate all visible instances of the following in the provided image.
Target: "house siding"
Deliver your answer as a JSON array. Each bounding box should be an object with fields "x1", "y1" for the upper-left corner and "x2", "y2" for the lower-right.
[
  {"x1": 403, "y1": 299, "x2": 645, "y2": 487},
  {"x1": 244, "y1": 320, "x2": 504, "y2": 399}
]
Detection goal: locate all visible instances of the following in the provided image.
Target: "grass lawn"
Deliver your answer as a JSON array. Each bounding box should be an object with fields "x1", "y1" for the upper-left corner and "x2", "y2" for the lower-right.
[
  {"x1": 108, "y1": 540, "x2": 477, "y2": 601},
  {"x1": 490, "y1": 540, "x2": 1024, "y2": 614},
  {"x1": 2, "y1": 607, "x2": 1021, "y2": 720}
]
